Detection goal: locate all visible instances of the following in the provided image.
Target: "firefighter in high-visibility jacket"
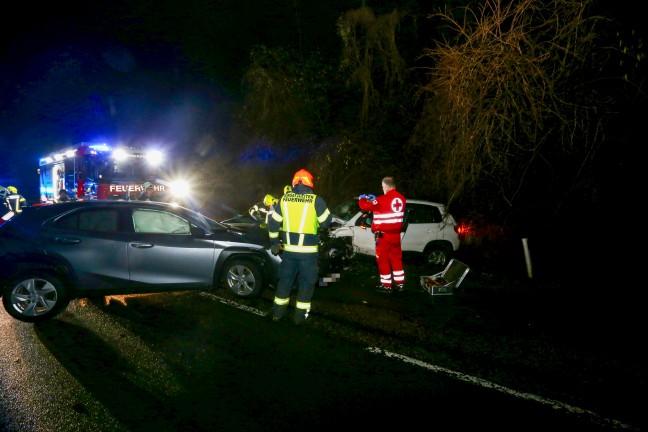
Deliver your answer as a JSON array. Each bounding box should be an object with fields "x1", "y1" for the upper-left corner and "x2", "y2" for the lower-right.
[
  {"x1": 261, "y1": 194, "x2": 278, "y2": 226},
  {"x1": 249, "y1": 194, "x2": 277, "y2": 228},
  {"x1": 268, "y1": 169, "x2": 331, "y2": 325},
  {"x1": 5, "y1": 186, "x2": 27, "y2": 214}
]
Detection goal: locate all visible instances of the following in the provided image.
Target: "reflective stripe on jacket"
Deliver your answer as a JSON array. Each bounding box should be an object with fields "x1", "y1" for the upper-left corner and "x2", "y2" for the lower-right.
[
  {"x1": 269, "y1": 191, "x2": 330, "y2": 253},
  {"x1": 6, "y1": 194, "x2": 26, "y2": 213},
  {"x1": 358, "y1": 189, "x2": 405, "y2": 234}
]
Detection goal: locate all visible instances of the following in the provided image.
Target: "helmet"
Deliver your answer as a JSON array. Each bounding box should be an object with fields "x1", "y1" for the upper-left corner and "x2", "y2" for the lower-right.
[
  {"x1": 283, "y1": 185, "x2": 292, "y2": 194},
  {"x1": 143, "y1": 182, "x2": 153, "y2": 190},
  {"x1": 291, "y1": 169, "x2": 314, "y2": 187},
  {"x1": 7, "y1": 186, "x2": 17, "y2": 194},
  {"x1": 263, "y1": 194, "x2": 277, "y2": 207}
]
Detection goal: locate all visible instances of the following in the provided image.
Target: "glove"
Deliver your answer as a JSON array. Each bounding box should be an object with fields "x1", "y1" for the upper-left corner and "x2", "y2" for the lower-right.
[
  {"x1": 359, "y1": 194, "x2": 367, "y2": 200},
  {"x1": 367, "y1": 194, "x2": 376, "y2": 201},
  {"x1": 271, "y1": 243, "x2": 281, "y2": 256}
]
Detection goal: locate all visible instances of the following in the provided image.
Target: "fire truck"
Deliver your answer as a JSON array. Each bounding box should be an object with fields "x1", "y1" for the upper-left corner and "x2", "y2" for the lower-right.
[{"x1": 38, "y1": 142, "x2": 169, "y2": 203}]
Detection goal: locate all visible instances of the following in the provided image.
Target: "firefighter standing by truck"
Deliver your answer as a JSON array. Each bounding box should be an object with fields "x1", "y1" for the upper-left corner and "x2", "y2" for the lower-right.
[
  {"x1": 267, "y1": 169, "x2": 331, "y2": 325},
  {"x1": 5, "y1": 186, "x2": 27, "y2": 214},
  {"x1": 137, "y1": 182, "x2": 159, "y2": 201},
  {"x1": 56, "y1": 189, "x2": 73, "y2": 203}
]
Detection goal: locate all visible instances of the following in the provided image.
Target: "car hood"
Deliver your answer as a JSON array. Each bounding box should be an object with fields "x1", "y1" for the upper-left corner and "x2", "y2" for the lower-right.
[
  {"x1": 221, "y1": 222, "x2": 271, "y2": 247},
  {"x1": 331, "y1": 214, "x2": 348, "y2": 224}
]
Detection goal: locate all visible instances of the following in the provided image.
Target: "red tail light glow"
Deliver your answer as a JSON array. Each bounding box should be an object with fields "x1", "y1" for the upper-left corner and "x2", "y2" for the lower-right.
[{"x1": 455, "y1": 223, "x2": 472, "y2": 237}]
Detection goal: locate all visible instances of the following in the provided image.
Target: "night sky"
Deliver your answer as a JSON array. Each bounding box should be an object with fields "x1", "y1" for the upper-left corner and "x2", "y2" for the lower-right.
[
  {"x1": 1, "y1": 0, "x2": 643, "y2": 208},
  {"x1": 1, "y1": 0, "x2": 355, "y2": 202}
]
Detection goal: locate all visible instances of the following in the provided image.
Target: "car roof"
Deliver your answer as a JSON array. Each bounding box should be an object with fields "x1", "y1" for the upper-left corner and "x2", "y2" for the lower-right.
[
  {"x1": 28, "y1": 200, "x2": 182, "y2": 211},
  {"x1": 405, "y1": 198, "x2": 446, "y2": 207},
  {"x1": 13, "y1": 200, "x2": 194, "y2": 224}
]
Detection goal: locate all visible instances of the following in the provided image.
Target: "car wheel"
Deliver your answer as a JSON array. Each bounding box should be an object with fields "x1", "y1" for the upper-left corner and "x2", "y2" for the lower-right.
[
  {"x1": 423, "y1": 244, "x2": 452, "y2": 267},
  {"x1": 222, "y1": 258, "x2": 264, "y2": 298},
  {"x1": 1, "y1": 272, "x2": 70, "y2": 323}
]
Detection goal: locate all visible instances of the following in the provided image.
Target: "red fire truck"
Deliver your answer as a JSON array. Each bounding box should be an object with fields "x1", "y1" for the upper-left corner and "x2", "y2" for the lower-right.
[{"x1": 38, "y1": 142, "x2": 169, "y2": 203}]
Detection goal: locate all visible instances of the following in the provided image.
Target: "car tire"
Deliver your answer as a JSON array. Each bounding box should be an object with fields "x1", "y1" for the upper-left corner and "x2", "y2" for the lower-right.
[
  {"x1": 423, "y1": 243, "x2": 452, "y2": 267},
  {"x1": 221, "y1": 257, "x2": 264, "y2": 298},
  {"x1": 1, "y1": 271, "x2": 71, "y2": 323}
]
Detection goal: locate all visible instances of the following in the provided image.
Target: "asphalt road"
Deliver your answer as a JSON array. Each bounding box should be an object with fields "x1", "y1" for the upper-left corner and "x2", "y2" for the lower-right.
[{"x1": 0, "y1": 288, "x2": 632, "y2": 432}]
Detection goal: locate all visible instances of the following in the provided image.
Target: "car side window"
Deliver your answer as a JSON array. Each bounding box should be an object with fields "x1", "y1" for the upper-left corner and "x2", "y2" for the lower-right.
[
  {"x1": 132, "y1": 209, "x2": 191, "y2": 234},
  {"x1": 55, "y1": 209, "x2": 119, "y2": 232},
  {"x1": 407, "y1": 204, "x2": 441, "y2": 224}
]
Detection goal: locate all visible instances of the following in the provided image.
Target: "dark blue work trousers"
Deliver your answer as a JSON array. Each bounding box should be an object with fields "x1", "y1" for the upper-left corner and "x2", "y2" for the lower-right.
[{"x1": 273, "y1": 253, "x2": 319, "y2": 320}]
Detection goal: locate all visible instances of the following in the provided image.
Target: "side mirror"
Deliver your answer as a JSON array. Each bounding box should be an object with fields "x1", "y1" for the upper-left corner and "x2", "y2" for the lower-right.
[{"x1": 190, "y1": 225, "x2": 211, "y2": 237}]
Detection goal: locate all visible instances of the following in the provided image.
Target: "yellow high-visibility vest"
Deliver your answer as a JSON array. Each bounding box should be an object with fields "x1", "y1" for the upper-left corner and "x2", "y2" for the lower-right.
[{"x1": 270, "y1": 192, "x2": 327, "y2": 253}]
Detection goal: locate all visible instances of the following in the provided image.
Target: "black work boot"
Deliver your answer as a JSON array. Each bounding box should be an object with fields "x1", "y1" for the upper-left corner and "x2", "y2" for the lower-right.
[
  {"x1": 271, "y1": 305, "x2": 287, "y2": 322},
  {"x1": 375, "y1": 285, "x2": 392, "y2": 294},
  {"x1": 293, "y1": 308, "x2": 310, "y2": 326}
]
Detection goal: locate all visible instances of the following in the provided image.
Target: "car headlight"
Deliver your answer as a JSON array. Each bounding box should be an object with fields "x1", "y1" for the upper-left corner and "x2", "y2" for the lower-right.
[{"x1": 168, "y1": 180, "x2": 190, "y2": 198}]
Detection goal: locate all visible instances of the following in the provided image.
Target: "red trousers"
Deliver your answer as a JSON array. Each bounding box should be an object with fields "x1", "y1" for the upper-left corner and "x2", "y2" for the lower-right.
[{"x1": 375, "y1": 232, "x2": 405, "y2": 287}]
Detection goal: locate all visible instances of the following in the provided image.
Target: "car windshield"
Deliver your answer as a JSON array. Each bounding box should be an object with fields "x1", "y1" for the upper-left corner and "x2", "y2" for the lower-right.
[
  {"x1": 331, "y1": 198, "x2": 361, "y2": 222},
  {"x1": 185, "y1": 207, "x2": 226, "y2": 232}
]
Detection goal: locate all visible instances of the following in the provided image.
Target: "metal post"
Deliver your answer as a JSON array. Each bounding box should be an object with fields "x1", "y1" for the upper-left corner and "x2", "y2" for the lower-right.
[{"x1": 522, "y1": 238, "x2": 533, "y2": 279}]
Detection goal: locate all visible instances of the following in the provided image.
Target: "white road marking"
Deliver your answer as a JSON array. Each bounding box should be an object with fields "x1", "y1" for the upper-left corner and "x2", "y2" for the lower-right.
[
  {"x1": 200, "y1": 291, "x2": 637, "y2": 431},
  {"x1": 199, "y1": 291, "x2": 267, "y2": 317},
  {"x1": 366, "y1": 347, "x2": 636, "y2": 431}
]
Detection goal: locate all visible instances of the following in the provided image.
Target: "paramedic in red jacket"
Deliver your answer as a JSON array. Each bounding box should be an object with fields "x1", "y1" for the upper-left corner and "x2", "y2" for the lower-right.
[{"x1": 358, "y1": 176, "x2": 406, "y2": 294}]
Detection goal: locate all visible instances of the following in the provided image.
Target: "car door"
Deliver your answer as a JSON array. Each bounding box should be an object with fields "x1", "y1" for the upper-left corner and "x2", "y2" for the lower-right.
[
  {"x1": 44, "y1": 207, "x2": 130, "y2": 290},
  {"x1": 126, "y1": 208, "x2": 217, "y2": 288},
  {"x1": 349, "y1": 211, "x2": 377, "y2": 256},
  {"x1": 401, "y1": 202, "x2": 445, "y2": 253}
]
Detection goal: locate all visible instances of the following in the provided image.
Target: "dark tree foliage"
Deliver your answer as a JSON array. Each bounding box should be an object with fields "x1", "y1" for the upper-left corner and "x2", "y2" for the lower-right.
[
  {"x1": 406, "y1": 0, "x2": 645, "y2": 234},
  {"x1": 234, "y1": 0, "x2": 645, "y2": 231}
]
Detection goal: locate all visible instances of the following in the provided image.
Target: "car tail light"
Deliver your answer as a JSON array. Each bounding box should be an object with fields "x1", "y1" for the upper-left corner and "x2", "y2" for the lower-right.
[{"x1": 454, "y1": 223, "x2": 470, "y2": 237}]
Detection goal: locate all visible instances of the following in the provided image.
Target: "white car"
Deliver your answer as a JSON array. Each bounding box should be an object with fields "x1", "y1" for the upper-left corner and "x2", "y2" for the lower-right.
[{"x1": 328, "y1": 198, "x2": 460, "y2": 266}]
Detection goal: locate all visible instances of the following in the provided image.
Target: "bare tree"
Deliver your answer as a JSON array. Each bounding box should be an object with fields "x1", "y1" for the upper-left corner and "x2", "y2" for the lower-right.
[{"x1": 408, "y1": 0, "x2": 614, "y2": 226}]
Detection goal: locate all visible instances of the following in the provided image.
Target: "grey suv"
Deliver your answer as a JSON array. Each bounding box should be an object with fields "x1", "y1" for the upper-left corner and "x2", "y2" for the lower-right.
[{"x1": 0, "y1": 200, "x2": 280, "y2": 322}]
